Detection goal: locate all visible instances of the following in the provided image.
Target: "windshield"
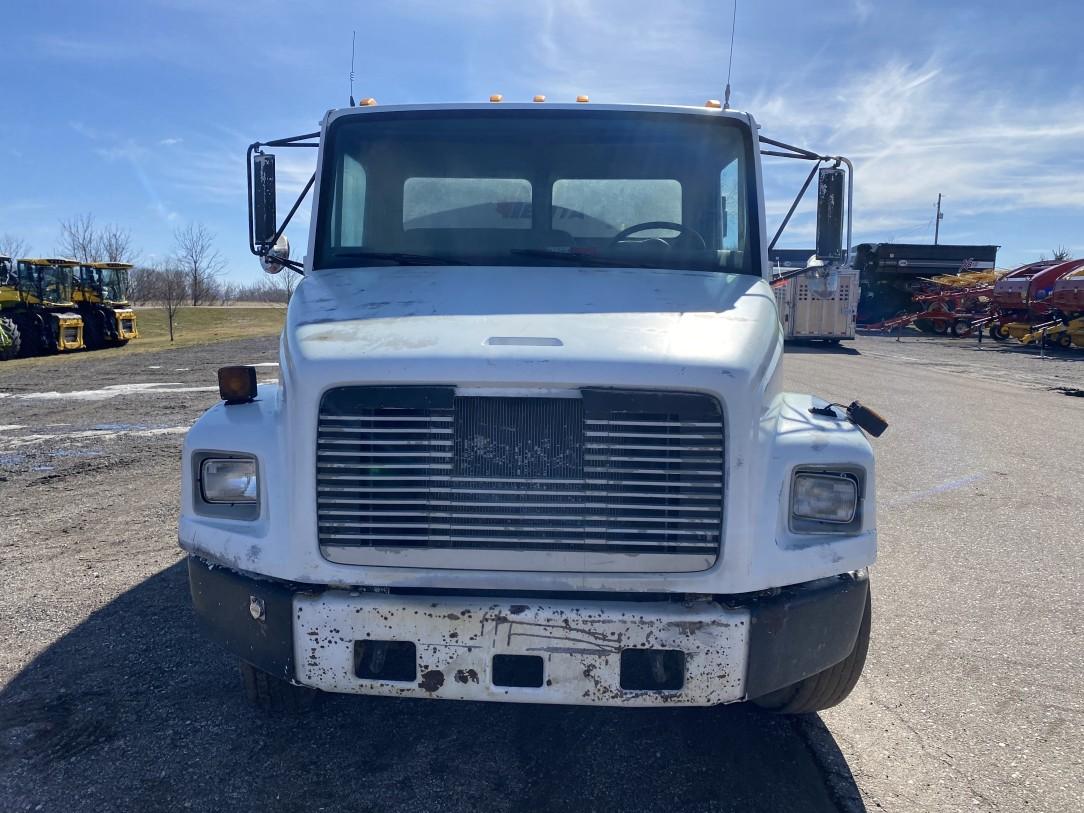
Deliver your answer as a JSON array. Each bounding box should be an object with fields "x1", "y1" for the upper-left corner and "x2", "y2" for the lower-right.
[
  {"x1": 18, "y1": 263, "x2": 72, "y2": 304},
  {"x1": 101, "y1": 268, "x2": 129, "y2": 301},
  {"x1": 315, "y1": 109, "x2": 757, "y2": 274}
]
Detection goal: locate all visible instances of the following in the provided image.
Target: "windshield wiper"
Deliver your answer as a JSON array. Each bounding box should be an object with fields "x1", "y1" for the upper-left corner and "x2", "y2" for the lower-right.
[
  {"x1": 330, "y1": 250, "x2": 467, "y2": 266},
  {"x1": 509, "y1": 248, "x2": 661, "y2": 268}
]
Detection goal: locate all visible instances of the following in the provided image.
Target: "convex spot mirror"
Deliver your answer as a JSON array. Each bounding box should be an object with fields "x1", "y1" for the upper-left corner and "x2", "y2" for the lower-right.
[{"x1": 261, "y1": 234, "x2": 290, "y2": 275}]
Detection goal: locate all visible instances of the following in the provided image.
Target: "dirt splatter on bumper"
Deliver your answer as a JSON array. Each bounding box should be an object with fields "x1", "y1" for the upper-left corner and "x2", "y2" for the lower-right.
[{"x1": 294, "y1": 592, "x2": 748, "y2": 706}]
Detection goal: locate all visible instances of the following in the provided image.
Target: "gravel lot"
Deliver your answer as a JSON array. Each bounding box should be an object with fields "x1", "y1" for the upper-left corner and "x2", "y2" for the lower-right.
[{"x1": 0, "y1": 333, "x2": 1080, "y2": 812}]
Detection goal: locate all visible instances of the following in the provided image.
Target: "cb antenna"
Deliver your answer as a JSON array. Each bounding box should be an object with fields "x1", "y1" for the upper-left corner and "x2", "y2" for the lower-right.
[
  {"x1": 349, "y1": 30, "x2": 356, "y2": 107},
  {"x1": 723, "y1": 0, "x2": 738, "y2": 110}
]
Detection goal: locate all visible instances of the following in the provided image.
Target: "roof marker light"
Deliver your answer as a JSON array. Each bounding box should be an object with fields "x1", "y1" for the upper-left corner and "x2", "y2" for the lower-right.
[
  {"x1": 705, "y1": 99, "x2": 722, "y2": 108},
  {"x1": 576, "y1": 95, "x2": 589, "y2": 103},
  {"x1": 490, "y1": 94, "x2": 503, "y2": 102},
  {"x1": 533, "y1": 94, "x2": 546, "y2": 102},
  {"x1": 359, "y1": 97, "x2": 377, "y2": 106}
]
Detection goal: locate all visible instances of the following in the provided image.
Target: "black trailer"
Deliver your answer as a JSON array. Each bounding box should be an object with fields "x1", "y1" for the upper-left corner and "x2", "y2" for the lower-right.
[{"x1": 853, "y1": 243, "x2": 999, "y2": 323}]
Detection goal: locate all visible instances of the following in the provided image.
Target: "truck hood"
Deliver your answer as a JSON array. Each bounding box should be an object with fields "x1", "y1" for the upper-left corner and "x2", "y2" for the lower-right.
[{"x1": 282, "y1": 266, "x2": 781, "y2": 396}]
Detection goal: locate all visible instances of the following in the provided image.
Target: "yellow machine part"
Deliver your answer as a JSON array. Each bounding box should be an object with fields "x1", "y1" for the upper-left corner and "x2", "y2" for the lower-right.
[
  {"x1": 1021, "y1": 317, "x2": 1084, "y2": 347},
  {"x1": 53, "y1": 314, "x2": 85, "y2": 351},
  {"x1": 114, "y1": 309, "x2": 139, "y2": 340},
  {"x1": 1005, "y1": 322, "x2": 1033, "y2": 341}
]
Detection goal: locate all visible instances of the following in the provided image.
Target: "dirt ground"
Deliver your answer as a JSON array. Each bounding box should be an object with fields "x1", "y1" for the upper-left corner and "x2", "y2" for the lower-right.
[{"x1": 0, "y1": 332, "x2": 1080, "y2": 812}]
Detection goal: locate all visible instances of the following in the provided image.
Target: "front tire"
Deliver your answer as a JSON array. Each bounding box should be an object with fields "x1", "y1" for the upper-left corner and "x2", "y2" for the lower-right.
[
  {"x1": 753, "y1": 588, "x2": 871, "y2": 714},
  {"x1": 239, "y1": 661, "x2": 319, "y2": 714},
  {"x1": 0, "y1": 317, "x2": 20, "y2": 361}
]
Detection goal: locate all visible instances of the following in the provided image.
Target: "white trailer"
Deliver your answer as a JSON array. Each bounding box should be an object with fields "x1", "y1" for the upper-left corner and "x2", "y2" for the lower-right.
[{"x1": 773, "y1": 262, "x2": 859, "y2": 342}]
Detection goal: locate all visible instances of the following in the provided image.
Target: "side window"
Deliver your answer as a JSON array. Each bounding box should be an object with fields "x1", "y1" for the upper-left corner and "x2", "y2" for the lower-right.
[
  {"x1": 333, "y1": 152, "x2": 366, "y2": 246},
  {"x1": 720, "y1": 158, "x2": 741, "y2": 251},
  {"x1": 402, "y1": 178, "x2": 532, "y2": 230}
]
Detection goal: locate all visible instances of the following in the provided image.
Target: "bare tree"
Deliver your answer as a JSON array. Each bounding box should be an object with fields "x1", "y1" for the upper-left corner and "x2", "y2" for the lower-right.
[
  {"x1": 1052, "y1": 246, "x2": 1072, "y2": 261},
  {"x1": 156, "y1": 264, "x2": 190, "y2": 341},
  {"x1": 128, "y1": 266, "x2": 159, "y2": 305},
  {"x1": 173, "y1": 223, "x2": 226, "y2": 306},
  {"x1": 273, "y1": 268, "x2": 302, "y2": 303},
  {"x1": 58, "y1": 213, "x2": 99, "y2": 262},
  {"x1": 0, "y1": 233, "x2": 29, "y2": 260},
  {"x1": 97, "y1": 224, "x2": 135, "y2": 263},
  {"x1": 57, "y1": 214, "x2": 136, "y2": 264}
]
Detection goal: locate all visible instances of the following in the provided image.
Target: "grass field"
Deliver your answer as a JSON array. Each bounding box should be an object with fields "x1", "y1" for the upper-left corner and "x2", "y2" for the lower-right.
[{"x1": 0, "y1": 306, "x2": 285, "y2": 371}]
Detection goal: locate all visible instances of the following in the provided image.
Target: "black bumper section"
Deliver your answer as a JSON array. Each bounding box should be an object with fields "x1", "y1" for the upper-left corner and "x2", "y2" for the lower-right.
[
  {"x1": 188, "y1": 557, "x2": 298, "y2": 681},
  {"x1": 744, "y1": 572, "x2": 869, "y2": 700},
  {"x1": 188, "y1": 555, "x2": 868, "y2": 700}
]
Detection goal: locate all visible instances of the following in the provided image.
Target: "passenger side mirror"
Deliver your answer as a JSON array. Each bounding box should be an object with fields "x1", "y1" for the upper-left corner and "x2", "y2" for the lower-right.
[
  {"x1": 252, "y1": 153, "x2": 277, "y2": 248},
  {"x1": 815, "y1": 167, "x2": 845, "y2": 262}
]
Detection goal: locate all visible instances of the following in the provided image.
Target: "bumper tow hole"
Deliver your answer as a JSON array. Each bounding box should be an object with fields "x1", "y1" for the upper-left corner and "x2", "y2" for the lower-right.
[
  {"x1": 354, "y1": 640, "x2": 417, "y2": 682},
  {"x1": 620, "y1": 649, "x2": 685, "y2": 691},
  {"x1": 492, "y1": 654, "x2": 544, "y2": 688}
]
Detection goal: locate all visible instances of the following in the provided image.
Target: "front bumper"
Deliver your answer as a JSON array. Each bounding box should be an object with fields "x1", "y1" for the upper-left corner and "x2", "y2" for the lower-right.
[{"x1": 188, "y1": 557, "x2": 868, "y2": 707}]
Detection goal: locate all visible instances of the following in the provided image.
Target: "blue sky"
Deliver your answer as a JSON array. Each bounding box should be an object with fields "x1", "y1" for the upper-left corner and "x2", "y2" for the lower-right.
[{"x1": 2, "y1": 0, "x2": 1082, "y2": 282}]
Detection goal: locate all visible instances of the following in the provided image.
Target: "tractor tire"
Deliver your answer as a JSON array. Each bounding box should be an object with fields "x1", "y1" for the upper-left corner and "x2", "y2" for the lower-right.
[
  {"x1": 914, "y1": 318, "x2": 934, "y2": 333},
  {"x1": 931, "y1": 319, "x2": 949, "y2": 335},
  {"x1": 1055, "y1": 332, "x2": 1072, "y2": 349},
  {"x1": 83, "y1": 311, "x2": 107, "y2": 351},
  {"x1": 0, "y1": 317, "x2": 20, "y2": 361},
  {"x1": 239, "y1": 661, "x2": 319, "y2": 714},
  {"x1": 14, "y1": 315, "x2": 43, "y2": 357},
  {"x1": 990, "y1": 323, "x2": 1010, "y2": 342},
  {"x1": 950, "y1": 319, "x2": 973, "y2": 338},
  {"x1": 752, "y1": 588, "x2": 871, "y2": 715}
]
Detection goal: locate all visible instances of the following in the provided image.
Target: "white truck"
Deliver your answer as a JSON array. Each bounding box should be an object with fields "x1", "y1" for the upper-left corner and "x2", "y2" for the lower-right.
[{"x1": 181, "y1": 100, "x2": 884, "y2": 714}]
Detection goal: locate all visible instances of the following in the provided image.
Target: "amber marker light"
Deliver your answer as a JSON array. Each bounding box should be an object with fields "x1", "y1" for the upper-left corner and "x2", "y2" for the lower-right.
[
  {"x1": 490, "y1": 94, "x2": 503, "y2": 102},
  {"x1": 705, "y1": 99, "x2": 722, "y2": 108},
  {"x1": 359, "y1": 97, "x2": 377, "y2": 106},
  {"x1": 533, "y1": 94, "x2": 546, "y2": 102},
  {"x1": 576, "y1": 95, "x2": 589, "y2": 103},
  {"x1": 218, "y1": 366, "x2": 258, "y2": 405}
]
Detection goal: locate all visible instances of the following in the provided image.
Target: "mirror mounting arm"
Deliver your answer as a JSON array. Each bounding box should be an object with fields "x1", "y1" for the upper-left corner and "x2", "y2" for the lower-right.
[{"x1": 246, "y1": 132, "x2": 320, "y2": 273}]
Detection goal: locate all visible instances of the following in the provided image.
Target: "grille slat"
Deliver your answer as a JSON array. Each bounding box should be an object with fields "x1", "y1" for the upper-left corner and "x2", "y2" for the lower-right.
[{"x1": 316, "y1": 388, "x2": 723, "y2": 569}]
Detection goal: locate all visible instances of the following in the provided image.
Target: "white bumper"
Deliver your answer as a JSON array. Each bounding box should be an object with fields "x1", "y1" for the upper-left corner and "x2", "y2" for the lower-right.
[{"x1": 294, "y1": 592, "x2": 749, "y2": 706}]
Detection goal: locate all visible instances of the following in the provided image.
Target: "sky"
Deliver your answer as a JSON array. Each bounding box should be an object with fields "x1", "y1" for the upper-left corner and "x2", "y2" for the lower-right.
[{"x1": 2, "y1": 0, "x2": 1083, "y2": 283}]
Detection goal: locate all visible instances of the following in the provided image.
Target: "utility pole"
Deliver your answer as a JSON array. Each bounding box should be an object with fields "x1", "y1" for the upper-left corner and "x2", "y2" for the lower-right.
[{"x1": 934, "y1": 193, "x2": 943, "y2": 245}]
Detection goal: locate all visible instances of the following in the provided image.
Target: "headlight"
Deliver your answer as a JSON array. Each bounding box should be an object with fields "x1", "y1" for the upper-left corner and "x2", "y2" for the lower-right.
[
  {"x1": 200, "y1": 457, "x2": 258, "y2": 503},
  {"x1": 790, "y1": 470, "x2": 861, "y2": 532}
]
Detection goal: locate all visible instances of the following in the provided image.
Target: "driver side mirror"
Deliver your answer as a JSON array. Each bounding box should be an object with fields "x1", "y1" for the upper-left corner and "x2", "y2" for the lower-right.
[
  {"x1": 252, "y1": 153, "x2": 277, "y2": 247},
  {"x1": 815, "y1": 167, "x2": 845, "y2": 262}
]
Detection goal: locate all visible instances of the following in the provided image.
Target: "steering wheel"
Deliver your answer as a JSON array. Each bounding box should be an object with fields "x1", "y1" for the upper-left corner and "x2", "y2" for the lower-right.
[{"x1": 607, "y1": 221, "x2": 707, "y2": 250}]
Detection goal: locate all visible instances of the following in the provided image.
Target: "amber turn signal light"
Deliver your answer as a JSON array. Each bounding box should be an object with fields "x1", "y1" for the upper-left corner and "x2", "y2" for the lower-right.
[{"x1": 218, "y1": 366, "x2": 258, "y2": 405}]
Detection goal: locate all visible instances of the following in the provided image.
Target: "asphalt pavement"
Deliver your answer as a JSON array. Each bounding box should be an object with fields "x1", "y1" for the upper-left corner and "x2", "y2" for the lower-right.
[{"x1": 0, "y1": 332, "x2": 1080, "y2": 812}]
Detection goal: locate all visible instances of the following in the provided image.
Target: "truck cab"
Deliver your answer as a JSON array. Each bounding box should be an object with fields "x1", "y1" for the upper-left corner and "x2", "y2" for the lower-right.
[{"x1": 182, "y1": 102, "x2": 877, "y2": 714}]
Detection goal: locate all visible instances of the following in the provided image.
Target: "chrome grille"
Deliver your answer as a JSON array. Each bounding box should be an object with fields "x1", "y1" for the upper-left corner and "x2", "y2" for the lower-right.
[{"x1": 317, "y1": 387, "x2": 723, "y2": 570}]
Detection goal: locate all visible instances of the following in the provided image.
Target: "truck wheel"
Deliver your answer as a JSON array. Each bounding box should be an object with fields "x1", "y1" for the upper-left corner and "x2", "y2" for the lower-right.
[
  {"x1": 989, "y1": 323, "x2": 1010, "y2": 342},
  {"x1": 752, "y1": 589, "x2": 871, "y2": 715},
  {"x1": 239, "y1": 661, "x2": 319, "y2": 714},
  {"x1": 0, "y1": 317, "x2": 20, "y2": 361},
  {"x1": 950, "y1": 319, "x2": 973, "y2": 338}
]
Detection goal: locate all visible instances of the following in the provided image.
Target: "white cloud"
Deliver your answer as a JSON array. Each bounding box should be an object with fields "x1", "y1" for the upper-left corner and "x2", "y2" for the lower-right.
[{"x1": 756, "y1": 55, "x2": 1084, "y2": 249}]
